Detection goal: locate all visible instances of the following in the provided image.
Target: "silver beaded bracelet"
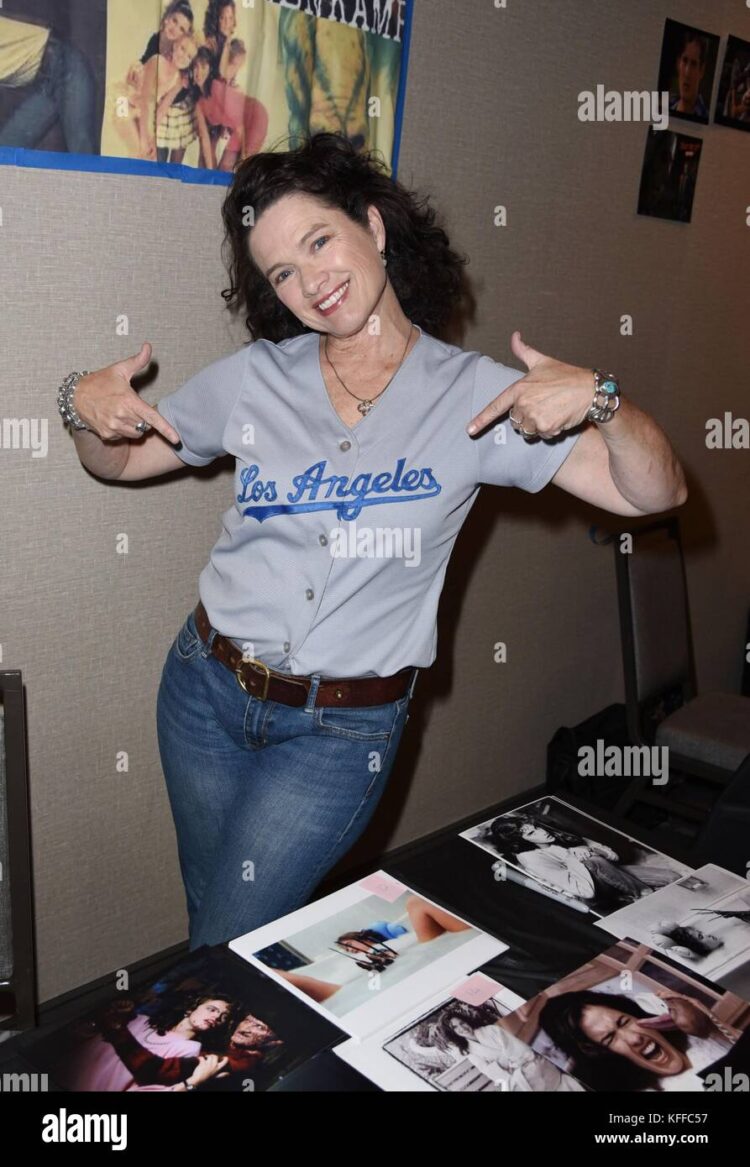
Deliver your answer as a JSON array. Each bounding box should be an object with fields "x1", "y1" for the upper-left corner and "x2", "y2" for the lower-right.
[{"x1": 57, "y1": 370, "x2": 91, "y2": 431}]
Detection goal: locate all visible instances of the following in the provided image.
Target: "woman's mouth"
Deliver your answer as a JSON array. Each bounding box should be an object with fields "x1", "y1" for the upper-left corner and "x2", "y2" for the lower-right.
[
  {"x1": 640, "y1": 1037, "x2": 666, "y2": 1064},
  {"x1": 315, "y1": 280, "x2": 350, "y2": 315}
]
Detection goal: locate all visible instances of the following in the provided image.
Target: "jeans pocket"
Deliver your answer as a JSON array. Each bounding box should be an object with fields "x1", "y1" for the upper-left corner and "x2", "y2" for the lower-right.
[
  {"x1": 173, "y1": 609, "x2": 203, "y2": 662},
  {"x1": 315, "y1": 695, "x2": 407, "y2": 741}
]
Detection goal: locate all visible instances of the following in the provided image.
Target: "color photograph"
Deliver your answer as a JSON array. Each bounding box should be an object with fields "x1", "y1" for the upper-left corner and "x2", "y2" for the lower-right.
[
  {"x1": 18, "y1": 946, "x2": 345, "y2": 1092},
  {"x1": 494, "y1": 938, "x2": 750, "y2": 1093},
  {"x1": 229, "y1": 873, "x2": 508, "y2": 1039}
]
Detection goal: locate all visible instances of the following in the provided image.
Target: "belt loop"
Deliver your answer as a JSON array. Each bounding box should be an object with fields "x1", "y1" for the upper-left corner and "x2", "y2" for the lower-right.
[
  {"x1": 200, "y1": 623, "x2": 219, "y2": 659},
  {"x1": 408, "y1": 668, "x2": 419, "y2": 699},
  {"x1": 304, "y1": 673, "x2": 322, "y2": 713}
]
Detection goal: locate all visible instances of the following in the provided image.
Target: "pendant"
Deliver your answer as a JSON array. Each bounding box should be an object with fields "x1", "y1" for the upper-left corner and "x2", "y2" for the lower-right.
[{"x1": 358, "y1": 400, "x2": 373, "y2": 416}]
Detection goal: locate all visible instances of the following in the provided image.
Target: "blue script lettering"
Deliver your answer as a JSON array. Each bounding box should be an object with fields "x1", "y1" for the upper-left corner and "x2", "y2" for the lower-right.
[
  {"x1": 237, "y1": 464, "x2": 278, "y2": 504},
  {"x1": 238, "y1": 457, "x2": 442, "y2": 522}
]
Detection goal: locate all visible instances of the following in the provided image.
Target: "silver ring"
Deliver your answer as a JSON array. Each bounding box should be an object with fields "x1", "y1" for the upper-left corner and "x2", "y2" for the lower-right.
[
  {"x1": 134, "y1": 420, "x2": 150, "y2": 433},
  {"x1": 509, "y1": 410, "x2": 536, "y2": 438}
]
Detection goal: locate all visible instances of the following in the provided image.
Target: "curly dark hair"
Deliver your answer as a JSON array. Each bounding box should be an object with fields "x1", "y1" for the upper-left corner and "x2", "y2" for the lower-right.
[
  {"x1": 203, "y1": 0, "x2": 235, "y2": 42},
  {"x1": 220, "y1": 131, "x2": 469, "y2": 343},
  {"x1": 144, "y1": 986, "x2": 236, "y2": 1042},
  {"x1": 539, "y1": 990, "x2": 691, "y2": 1091}
]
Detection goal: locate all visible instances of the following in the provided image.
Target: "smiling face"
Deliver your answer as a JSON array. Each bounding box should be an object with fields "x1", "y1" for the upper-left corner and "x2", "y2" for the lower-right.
[
  {"x1": 194, "y1": 56, "x2": 211, "y2": 87},
  {"x1": 188, "y1": 998, "x2": 231, "y2": 1032},
  {"x1": 172, "y1": 35, "x2": 197, "y2": 71},
  {"x1": 677, "y1": 39, "x2": 705, "y2": 108},
  {"x1": 219, "y1": 3, "x2": 236, "y2": 36},
  {"x1": 164, "y1": 11, "x2": 191, "y2": 40},
  {"x1": 249, "y1": 192, "x2": 388, "y2": 336},
  {"x1": 579, "y1": 1003, "x2": 688, "y2": 1076}
]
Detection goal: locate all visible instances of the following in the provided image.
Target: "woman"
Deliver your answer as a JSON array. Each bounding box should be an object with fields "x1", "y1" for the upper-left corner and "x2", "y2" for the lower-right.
[
  {"x1": 437, "y1": 1001, "x2": 585, "y2": 1091},
  {"x1": 59, "y1": 131, "x2": 687, "y2": 949},
  {"x1": 271, "y1": 894, "x2": 470, "y2": 1003},
  {"x1": 112, "y1": 27, "x2": 197, "y2": 162},
  {"x1": 100, "y1": 1005, "x2": 283, "y2": 1091},
  {"x1": 192, "y1": 39, "x2": 268, "y2": 170},
  {"x1": 485, "y1": 811, "x2": 682, "y2": 907},
  {"x1": 57, "y1": 991, "x2": 233, "y2": 1092},
  {"x1": 539, "y1": 988, "x2": 737, "y2": 1091},
  {"x1": 203, "y1": 0, "x2": 237, "y2": 84}
]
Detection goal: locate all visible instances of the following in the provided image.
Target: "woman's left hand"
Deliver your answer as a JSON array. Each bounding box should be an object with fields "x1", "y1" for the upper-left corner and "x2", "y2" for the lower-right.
[{"x1": 467, "y1": 331, "x2": 595, "y2": 438}]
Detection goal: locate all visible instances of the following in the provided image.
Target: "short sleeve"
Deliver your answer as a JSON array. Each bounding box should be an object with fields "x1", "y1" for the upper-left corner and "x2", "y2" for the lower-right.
[
  {"x1": 155, "y1": 345, "x2": 250, "y2": 466},
  {"x1": 472, "y1": 353, "x2": 583, "y2": 492}
]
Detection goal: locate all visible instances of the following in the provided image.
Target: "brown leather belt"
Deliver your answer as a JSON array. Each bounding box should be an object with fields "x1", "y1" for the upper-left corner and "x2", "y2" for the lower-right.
[{"x1": 194, "y1": 601, "x2": 416, "y2": 708}]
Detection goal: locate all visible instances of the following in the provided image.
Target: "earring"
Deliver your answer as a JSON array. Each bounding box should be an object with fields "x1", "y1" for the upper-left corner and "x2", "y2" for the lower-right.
[{"x1": 380, "y1": 248, "x2": 387, "y2": 267}]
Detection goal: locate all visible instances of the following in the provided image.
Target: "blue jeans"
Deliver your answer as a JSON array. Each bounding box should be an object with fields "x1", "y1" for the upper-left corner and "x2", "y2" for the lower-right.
[
  {"x1": 156, "y1": 608, "x2": 416, "y2": 949},
  {"x1": 0, "y1": 34, "x2": 97, "y2": 154}
]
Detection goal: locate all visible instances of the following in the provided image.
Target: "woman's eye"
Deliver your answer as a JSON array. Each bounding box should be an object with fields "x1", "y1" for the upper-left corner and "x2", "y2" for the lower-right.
[
  {"x1": 313, "y1": 235, "x2": 329, "y2": 250},
  {"x1": 274, "y1": 270, "x2": 291, "y2": 285}
]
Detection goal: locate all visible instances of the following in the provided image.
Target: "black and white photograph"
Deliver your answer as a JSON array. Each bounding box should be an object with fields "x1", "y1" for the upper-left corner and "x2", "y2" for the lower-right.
[
  {"x1": 335, "y1": 978, "x2": 586, "y2": 1092},
  {"x1": 229, "y1": 873, "x2": 507, "y2": 1039},
  {"x1": 597, "y1": 864, "x2": 750, "y2": 999},
  {"x1": 713, "y1": 34, "x2": 750, "y2": 131},
  {"x1": 459, "y1": 796, "x2": 692, "y2": 918},
  {"x1": 493, "y1": 938, "x2": 750, "y2": 1093},
  {"x1": 657, "y1": 18, "x2": 720, "y2": 124}
]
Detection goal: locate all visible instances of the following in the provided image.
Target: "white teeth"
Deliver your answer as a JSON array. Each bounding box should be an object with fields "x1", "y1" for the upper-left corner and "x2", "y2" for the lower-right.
[
  {"x1": 318, "y1": 281, "x2": 349, "y2": 310},
  {"x1": 643, "y1": 1040, "x2": 657, "y2": 1059}
]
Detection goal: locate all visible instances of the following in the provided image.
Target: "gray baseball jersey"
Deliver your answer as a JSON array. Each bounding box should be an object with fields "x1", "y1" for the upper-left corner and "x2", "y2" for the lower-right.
[{"x1": 156, "y1": 326, "x2": 583, "y2": 677}]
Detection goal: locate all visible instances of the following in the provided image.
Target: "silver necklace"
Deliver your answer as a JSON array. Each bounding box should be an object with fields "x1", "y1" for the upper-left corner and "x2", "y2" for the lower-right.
[{"x1": 323, "y1": 323, "x2": 415, "y2": 416}]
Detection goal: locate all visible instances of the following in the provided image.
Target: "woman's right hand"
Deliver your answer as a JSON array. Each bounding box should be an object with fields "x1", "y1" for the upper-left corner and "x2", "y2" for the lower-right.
[{"x1": 73, "y1": 342, "x2": 180, "y2": 445}]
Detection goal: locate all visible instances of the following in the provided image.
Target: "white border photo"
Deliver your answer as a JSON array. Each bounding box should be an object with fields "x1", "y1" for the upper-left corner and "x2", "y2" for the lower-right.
[
  {"x1": 596, "y1": 864, "x2": 750, "y2": 998},
  {"x1": 459, "y1": 795, "x2": 692, "y2": 917},
  {"x1": 229, "y1": 872, "x2": 508, "y2": 1040}
]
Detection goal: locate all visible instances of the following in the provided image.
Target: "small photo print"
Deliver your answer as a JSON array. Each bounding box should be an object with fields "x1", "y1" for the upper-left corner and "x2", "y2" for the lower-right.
[
  {"x1": 493, "y1": 938, "x2": 750, "y2": 1093},
  {"x1": 335, "y1": 978, "x2": 585, "y2": 1092},
  {"x1": 459, "y1": 795, "x2": 692, "y2": 917},
  {"x1": 18, "y1": 946, "x2": 344, "y2": 1092},
  {"x1": 657, "y1": 18, "x2": 720, "y2": 124},
  {"x1": 597, "y1": 864, "x2": 750, "y2": 999},
  {"x1": 229, "y1": 872, "x2": 508, "y2": 1040},
  {"x1": 714, "y1": 35, "x2": 750, "y2": 132},
  {"x1": 637, "y1": 126, "x2": 703, "y2": 223}
]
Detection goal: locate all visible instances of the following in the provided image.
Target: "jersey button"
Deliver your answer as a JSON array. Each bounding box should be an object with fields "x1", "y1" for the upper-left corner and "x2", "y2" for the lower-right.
[
  {"x1": 339, "y1": 439, "x2": 351, "y2": 451},
  {"x1": 283, "y1": 641, "x2": 290, "y2": 652},
  {"x1": 305, "y1": 588, "x2": 314, "y2": 600},
  {"x1": 318, "y1": 534, "x2": 328, "y2": 546}
]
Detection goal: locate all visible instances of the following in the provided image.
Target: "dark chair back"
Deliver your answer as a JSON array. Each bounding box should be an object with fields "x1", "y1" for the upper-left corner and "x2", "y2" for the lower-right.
[
  {"x1": 0, "y1": 670, "x2": 36, "y2": 1030},
  {"x1": 613, "y1": 517, "x2": 697, "y2": 745},
  {"x1": 693, "y1": 752, "x2": 750, "y2": 875}
]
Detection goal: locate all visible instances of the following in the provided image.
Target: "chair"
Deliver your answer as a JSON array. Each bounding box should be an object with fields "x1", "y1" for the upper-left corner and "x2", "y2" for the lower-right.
[
  {"x1": 693, "y1": 750, "x2": 750, "y2": 876},
  {"x1": 612, "y1": 517, "x2": 750, "y2": 832},
  {"x1": 0, "y1": 670, "x2": 36, "y2": 1032}
]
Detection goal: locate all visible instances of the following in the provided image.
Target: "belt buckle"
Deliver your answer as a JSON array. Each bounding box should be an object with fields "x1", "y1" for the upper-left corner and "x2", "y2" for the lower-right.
[{"x1": 236, "y1": 657, "x2": 271, "y2": 701}]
